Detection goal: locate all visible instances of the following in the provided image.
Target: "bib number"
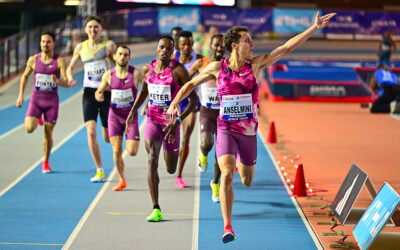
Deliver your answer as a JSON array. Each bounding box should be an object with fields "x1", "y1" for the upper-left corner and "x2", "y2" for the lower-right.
[
  {"x1": 201, "y1": 86, "x2": 219, "y2": 109},
  {"x1": 111, "y1": 89, "x2": 134, "y2": 108},
  {"x1": 35, "y1": 73, "x2": 56, "y2": 91},
  {"x1": 85, "y1": 61, "x2": 107, "y2": 81},
  {"x1": 221, "y1": 94, "x2": 253, "y2": 121},
  {"x1": 148, "y1": 84, "x2": 172, "y2": 107}
]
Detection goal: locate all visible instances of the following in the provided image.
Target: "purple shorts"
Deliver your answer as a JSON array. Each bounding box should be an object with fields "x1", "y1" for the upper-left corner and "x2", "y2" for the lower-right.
[
  {"x1": 199, "y1": 106, "x2": 219, "y2": 134},
  {"x1": 108, "y1": 108, "x2": 140, "y2": 140},
  {"x1": 144, "y1": 118, "x2": 180, "y2": 154},
  {"x1": 216, "y1": 129, "x2": 257, "y2": 166},
  {"x1": 26, "y1": 92, "x2": 59, "y2": 124}
]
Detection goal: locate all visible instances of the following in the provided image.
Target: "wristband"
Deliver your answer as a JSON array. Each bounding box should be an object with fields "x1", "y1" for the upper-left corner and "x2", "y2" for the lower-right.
[{"x1": 177, "y1": 117, "x2": 182, "y2": 123}]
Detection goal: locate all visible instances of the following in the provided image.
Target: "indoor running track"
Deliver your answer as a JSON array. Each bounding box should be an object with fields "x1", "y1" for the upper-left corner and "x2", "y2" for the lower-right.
[{"x1": 0, "y1": 44, "x2": 320, "y2": 249}]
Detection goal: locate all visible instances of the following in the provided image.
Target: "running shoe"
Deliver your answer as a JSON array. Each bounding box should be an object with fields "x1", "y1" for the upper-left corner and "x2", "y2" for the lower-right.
[
  {"x1": 235, "y1": 166, "x2": 238, "y2": 173},
  {"x1": 42, "y1": 161, "x2": 51, "y2": 174},
  {"x1": 222, "y1": 226, "x2": 236, "y2": 243},
  {"x1": 175, "y1": 177, "x2": 188, "y2": 188},
  {"x1": 112, "y1": 179, "x2": 127, "y2": 191},
  {"x1": 197, "y1": 153, "x2": 208, "y2": 172},
  {"x1": 90, "y1": 171, "x2": 105, "y2": 183},
  {"x1": 146, "y1": 208, "x2": 163, "y2": 222},
  {"x1": 210, "y1": 180, "x2": 220, "y2": 203},
  {"x1": 38, "y1": 117, "x2": 44, "y2": 126}
]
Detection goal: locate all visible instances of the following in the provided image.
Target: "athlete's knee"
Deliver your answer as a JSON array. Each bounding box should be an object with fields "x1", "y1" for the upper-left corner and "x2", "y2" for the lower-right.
[
  {"x1": 25, "y1": 123, "x2": 36, "y2": 133},
  {"x1": 87, "y1": 127, "x2": 97, "y2": 139},
  {"x1": 221, "y1": 169, "x2": 234, "y2": 184},
  {"x1": 127, "y1": 146, "x2": 138, "y2": 156},
  {"x1": 166, "y1": 162, "x2": 177, "y2": 174},
  {"x1": 241, "y1": 175, "x2": 253, "y2": 187}
]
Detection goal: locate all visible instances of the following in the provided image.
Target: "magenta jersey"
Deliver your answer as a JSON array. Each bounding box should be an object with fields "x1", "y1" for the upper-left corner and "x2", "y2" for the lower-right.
[
  {"x1": 217, "y1": 58, "x2": 259, "y2": 136},
  {"x1": 33, "y1": 53, "x2": 60, "y2": 94},
  {"x1": 109, "y1": 65, "x2": 137, "y2": 111},
  {"x1": 146, "y1": 59, "x2": 181, "y2": 126}
]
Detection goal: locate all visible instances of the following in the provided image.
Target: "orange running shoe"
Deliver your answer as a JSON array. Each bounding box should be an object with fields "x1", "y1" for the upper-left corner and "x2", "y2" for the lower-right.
[{"x1": 112, "y1": 180, "x2": 127, "y2": 191}]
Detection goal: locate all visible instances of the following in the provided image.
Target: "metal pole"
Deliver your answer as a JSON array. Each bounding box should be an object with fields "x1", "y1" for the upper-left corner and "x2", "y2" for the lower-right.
[
  {"x1": 0, "y1": 42, "x2": 4, "y2": 82},
  {"x1": 7, "y1": 39, "x2": 10, "y2": 79},
  {"x1": 15, "y1": 36, "x2": 19, "y2": 73}
]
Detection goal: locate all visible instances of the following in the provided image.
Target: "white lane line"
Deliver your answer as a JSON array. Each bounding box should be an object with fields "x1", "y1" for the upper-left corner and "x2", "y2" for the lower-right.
[
  {"x1": 0, "y1": 89, "x2": 83, "y2": 142},
  {"x1": 62, "y1": 119, "x2": 146, "y2": 250},
  {"x1": 0, "y1": 123, "x2": 86, "y2": 197},
  {"x1": 191, "y1": 125, "x2": 200, "y2": 250},
  {"x1": 257, "y1": 130, "x2": 324, "y2": 250}
]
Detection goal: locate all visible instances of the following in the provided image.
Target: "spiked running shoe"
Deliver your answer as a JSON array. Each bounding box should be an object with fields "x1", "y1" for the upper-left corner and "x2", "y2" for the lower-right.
[
  {"x1": 38, "y1": 117, "x2": 44, "y2": 126},
  {"x1": 222, "y1": 227, "x2": 236, "y2": 243},
  {"x1": 42, "y1": 161, "x2": 51, "y2": 174},
  {"x1": 197, "y1": 153, "x2": 208, "y2": 172},
  {"x1": 210, "y1": 180, "x2": 220, "y2": 203},
  {"x1": 90, "y1": 171, "x2": 105, "y2": 183},
  {"x1": 112, "y1": 180, "x2": 127, "y2": 191},
  {"x1": 175, "y1": 177, "x2": 188, "y2": 188},
  {"x1": 146, "y1": 208, "x2": 163, "y2": 222}
]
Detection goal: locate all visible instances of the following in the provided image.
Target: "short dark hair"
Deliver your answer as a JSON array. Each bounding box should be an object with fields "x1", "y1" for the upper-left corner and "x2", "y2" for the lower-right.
[
  {"x1": 85, "y1": 15, "x2": 103, "y2": 26},
  {"x1": 171, "y1": 26, "x2": 182, "y2": 34},
  {"x1": 41, "y1": 31, "x2": 56, "y2": 42},
  {"x1": 178, "y1": 31, "x2": 193, "y2": 40},
  {"x1": 223, "y1": 26, "x2": 249, "y2": 52},
  {"x1": 116, "y1": 45, "x2": 131, "y2": 56},
  {"x1": 158, "y1": 35, "x2": 175, "y2": 46},
  {"x1": 210, "y1": 33, "x2": 223, "y2": 46}
]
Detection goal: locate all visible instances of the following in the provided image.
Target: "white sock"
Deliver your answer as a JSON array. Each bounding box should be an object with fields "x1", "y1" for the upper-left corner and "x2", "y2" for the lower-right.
[{"x1": 97, "y1": 168, "x2": 104, "y2": 172}]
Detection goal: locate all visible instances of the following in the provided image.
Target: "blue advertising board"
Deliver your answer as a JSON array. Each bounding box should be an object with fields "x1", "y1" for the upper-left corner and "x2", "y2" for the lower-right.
[
  {"x1": 237, "y1": 9, "x2": 273, "y2": 33},
  {"x1": 358, "y1": 11, "x2": 400, "y2": 35},
  {"x1": 323, "y1": 10, "x2": 361, "y2": 34},
  {"x1": 200, "y1": 8, "x2": 237, "y2": 32},
  {"x1": 127, "y1": 10, "x2": 159, "y2": 36},
  {"x1": 158, "y1": 7, "x2": 200, "y2": 34},
  {"x1": 353, "y1": 183, "x2": 400, "y2": 250},
  {"x1": 273, "y1": 9, "x2": 320, "y2": 34}
]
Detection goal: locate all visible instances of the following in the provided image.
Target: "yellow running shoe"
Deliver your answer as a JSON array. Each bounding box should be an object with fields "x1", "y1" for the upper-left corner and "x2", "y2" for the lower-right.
[
  {"x1": 210, "y1": 180, "x2": 220, "y2": 203},
  {"x1": 90, "y1": 171, "x2": 105, "y2": 183},
  {"x1": 146, "y1": 208, "x2": 163, "y2": 222},
  {"x1": 197, "y1": 152, "x2": 208, "y2": 172}
]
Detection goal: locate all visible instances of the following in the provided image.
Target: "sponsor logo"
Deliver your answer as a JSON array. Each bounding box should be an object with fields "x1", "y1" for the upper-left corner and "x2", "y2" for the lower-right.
[{"x1": 239, "y1": 72, "x2": 249, "y2": 77}]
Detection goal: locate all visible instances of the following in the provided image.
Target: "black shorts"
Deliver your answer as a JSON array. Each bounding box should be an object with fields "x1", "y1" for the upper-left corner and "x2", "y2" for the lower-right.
[{"x1": 82, "y1": 87, "x2": 111, "y2": 127}]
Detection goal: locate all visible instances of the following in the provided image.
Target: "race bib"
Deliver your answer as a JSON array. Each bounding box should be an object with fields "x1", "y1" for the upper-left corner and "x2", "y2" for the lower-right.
[
  {"x1": 84, "y1": 61, "x2": 107, "y2": 82},
  {"x1": 35, "y1": 73, "x2": 57, "y2": 91},
  {"x1": 201, "y1": 86, "x2": 219, "y2": 109},
  {"x1": 220, "y1": 94, "x2": 253, "y2": 121},
  {"x1": 148, "y1": 84, "x2": 171, "y2": 107},
  {"x1": 111, "y1": 89, "x2": 134, "y2": 108}
]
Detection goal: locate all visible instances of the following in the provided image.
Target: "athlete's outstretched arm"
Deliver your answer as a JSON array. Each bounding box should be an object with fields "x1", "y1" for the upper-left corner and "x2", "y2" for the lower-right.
[
  {"x1": 95, "y1": 70, "x2": 111, "y2": 102},
  {"x1": 252, "y1": 12, "x2": 336, "y2": 74},
  {"x1": 52, "y1": 57, "x2": 75, "y2": 87},
  {"x1": 66, "y1": 43, "x2": 82, "y2": 86},
  {"x1": 167, "y1": 61, "x2": 220, "y2": 120},
  {"x1": 16, "y1": 56, "x2": 35, "y2": 107}
]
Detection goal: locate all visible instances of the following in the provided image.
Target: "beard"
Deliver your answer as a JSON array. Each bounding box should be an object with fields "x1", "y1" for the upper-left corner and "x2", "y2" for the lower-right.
[{"x1": 117, "y1": 62, "x2": 128, "y2": 67}]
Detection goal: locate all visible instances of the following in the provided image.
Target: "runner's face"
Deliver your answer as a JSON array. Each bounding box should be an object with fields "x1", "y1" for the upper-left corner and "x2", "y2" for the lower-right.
[
  {"x1": 115, "y1": 47, "x2": 130, "y2": 67},
  {"x1": 236, "y1": 31, "x2": 254, "y2": 59},
  {"x1": 157, "y1": 38, "x2": 173, "y2": 62},
  {"x1": 171, "y1": 29, "x2": 181, "y2": 49},
  {"x1": 40, "y1": 35, "x2": 55, "y2": 53},
  {"x1": 211, "y1": 36, "x2": 225, "y2": 61},
  {"x1": 85, "y1": 20, "x2": 103, "y2": 39},
  {"x1": 178, "y1": 37, "x2": 193, "y2": 56}
]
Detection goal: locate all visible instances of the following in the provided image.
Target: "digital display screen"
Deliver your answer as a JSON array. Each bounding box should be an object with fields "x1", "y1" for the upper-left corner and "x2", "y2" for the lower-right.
[{"x1": 115, "y1": 0, "x2": 235, "y2": 6}]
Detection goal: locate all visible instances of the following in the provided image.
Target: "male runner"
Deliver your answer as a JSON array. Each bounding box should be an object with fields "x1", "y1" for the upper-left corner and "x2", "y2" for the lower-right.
[
  {"x1": 167, "y1": 12, "x2": 335, "y2": 243},
  {"x1": 95, "y1": 45, "x2": 142, "y2": 191},
  {"x1": 173, "y1": 30, "x2": 203, "y2": 188},
  {"x1": 126, "y1": 36, "x2": 197, "y2": 222},
  {"x1": 66, "y1": 15, "x2": 116, "y2": 182},
  {"x1": 16, "y1": 31, "x2": 74, "y2": 173},
  {"x1": 189, "y1": 34, "x2": 225, "y2": 202},
  {"x1": 170, "y1": 26, "x2": 182, "y2": 54}
]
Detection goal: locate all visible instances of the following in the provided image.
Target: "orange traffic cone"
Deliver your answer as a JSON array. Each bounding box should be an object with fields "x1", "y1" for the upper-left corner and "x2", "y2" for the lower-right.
[
  {"x1": 292, "y1": 164, "x2": 307, "y2": 197},
  {"x1": 267, "y1": 121, "x2": 277, "y2": 143}
]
